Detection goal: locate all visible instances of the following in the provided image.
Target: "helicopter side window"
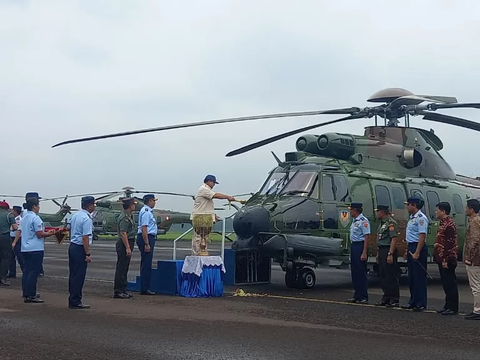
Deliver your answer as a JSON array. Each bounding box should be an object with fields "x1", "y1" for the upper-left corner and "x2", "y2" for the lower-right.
[
  {"x1": 452, "y1": 194, "x2": 464, "y2": 214},
  {"x1": 391, "y1": 187, "x2": 405, "y2": 209},
  {"x1": 333, "y1": 175, "x2": 351, "y2": 203},
  {"x1": 279, "y1": 171, "x2": 317, "y2": 196},
  {"x1": 321, "y1": 174, "x2": 335, "y2": 201},
  {"x1": 426, "y1": 191, "x2": 440, "y2": 219},
  {"x1": 375, "y1": 185, "x2": 392, "y2": 209}
]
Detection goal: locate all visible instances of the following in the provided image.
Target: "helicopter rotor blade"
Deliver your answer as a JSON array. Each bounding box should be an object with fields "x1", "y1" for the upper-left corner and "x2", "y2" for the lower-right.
[
  {"x1": 51, "y1": 107, "x2": 362, "y2": 148},
  {"x1": 415, "y1": 103, "x2": 480, "y2": 112},
  {"x1": 0, "y1": 195, "x2": 24, "y2": 199},
  {"x1": 225, "y1": 114, "x2": 365, "y2": 157},
  {"x1": 51, "y1": 199, "x2": 62, "y2": 207},
  {"x1": 62, "y1": 195, "x2": 68, "y2": 206},
  {"x1": 132, "y1": 191, "x2": 196, "y2": 200},
  {"x1": 421, "y1": 112, "x2": 480, "y2": 132}
]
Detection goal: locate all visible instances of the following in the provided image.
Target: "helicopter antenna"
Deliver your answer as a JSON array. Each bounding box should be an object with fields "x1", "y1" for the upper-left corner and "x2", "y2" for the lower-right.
[{"x1": 271, "y1": 151, "x2": 284, "y2": 166}]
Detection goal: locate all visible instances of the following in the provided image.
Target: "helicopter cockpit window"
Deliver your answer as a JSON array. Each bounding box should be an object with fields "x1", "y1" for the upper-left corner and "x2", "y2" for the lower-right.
[
  {"x1": 259, "y1": 171, "x2": 293, "y2": 195},
  {"x1": 279, "y1": 171, "x2": 318, "y2": 197}
]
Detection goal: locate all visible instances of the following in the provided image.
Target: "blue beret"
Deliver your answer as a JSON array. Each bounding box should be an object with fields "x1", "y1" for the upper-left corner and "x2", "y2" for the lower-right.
[
  {"x1": 348, "y1": 202, "x2": 363, "y2": 209},
  {"x1": 143, "y1": 194, "x2": 157, "y2": 203},
  {"x1": 81, "y1": 196, "x2": 96, "y2": 205},
  {"x1": 12, "y1": 206, "x2": 22, "y2": 212},
  {"x1": 405, "y1": 196, "x2": 423, "y2": 205},
  {"x1": 204, "y1": 174, "x2": 219, "y2": 184},
  {"x1": 25, "y1": 192, "x2": 41, "y2": 199}
]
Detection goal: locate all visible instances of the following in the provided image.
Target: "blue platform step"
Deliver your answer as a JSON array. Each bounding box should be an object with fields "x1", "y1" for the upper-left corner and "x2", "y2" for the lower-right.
[{"x1": 127, "y1": 260, "x2": 184, "y2": 295}]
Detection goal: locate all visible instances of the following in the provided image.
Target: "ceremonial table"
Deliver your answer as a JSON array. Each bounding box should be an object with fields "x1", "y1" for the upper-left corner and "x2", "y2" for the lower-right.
[{"x1": 179, "y1": 256, "x2": 226, "y2": 298}]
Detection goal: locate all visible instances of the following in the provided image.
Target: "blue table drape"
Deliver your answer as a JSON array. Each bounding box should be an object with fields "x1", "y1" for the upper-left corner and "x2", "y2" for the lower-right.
[{"x1": 180, "y1": 265, "x2": 224, "y2": 298}]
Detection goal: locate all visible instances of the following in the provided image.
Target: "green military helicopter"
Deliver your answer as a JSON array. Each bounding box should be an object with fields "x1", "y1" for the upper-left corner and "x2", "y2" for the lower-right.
[
  {"x1": 54, "y1": 186, "x2": 195, "y2": 240},
  {"x1": 52, "y1": 88, "x2": 480, "y2": 289},
  {"x1": 0, "y1": 194, "x2": 76, "y2": 227}
]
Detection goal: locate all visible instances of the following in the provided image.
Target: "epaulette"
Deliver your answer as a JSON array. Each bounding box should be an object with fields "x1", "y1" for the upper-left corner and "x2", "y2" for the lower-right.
[
  {"x1": 144, "y1": 208, "x2": 149, "y2": 212},
  {"x1": 361, "y1": 217, "x2": 367, "y2": 222},
  {"x1": 418, "y1": 213, "x2": 422, "y2": 218}
]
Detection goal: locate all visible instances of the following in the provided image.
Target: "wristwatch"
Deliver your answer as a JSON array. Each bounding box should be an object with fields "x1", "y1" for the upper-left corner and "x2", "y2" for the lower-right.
[
  {"x1": 86, "y1": 253, "x2": 91, "y2": 256},
  {"x1": 387, "y1": 252, "x2": 392, "y2": 256}
]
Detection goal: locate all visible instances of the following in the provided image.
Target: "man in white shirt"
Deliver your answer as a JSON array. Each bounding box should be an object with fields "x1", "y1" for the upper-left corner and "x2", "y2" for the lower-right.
[{"x1": 190, "y1": 175, "x2": 236, "y2": 255}]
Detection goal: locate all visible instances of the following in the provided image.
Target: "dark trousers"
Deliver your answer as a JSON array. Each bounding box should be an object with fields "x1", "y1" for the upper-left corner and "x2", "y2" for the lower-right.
[
  {"x1": 136, "y1": 233, "x2": 156, "y2": 292},
  {"x1": 438, "y1": 262, "x2": 459, "y2": 312},
  {"x1": 378, "y1": 247, "x2": 399, "y2": 303},
  {"x1": 350, "y1": 241, "x2": 368, "y2": 301},
  {"x1": 407, "y1": 242, "x2": 428, "y2": 308},
  {"x1": 22, "y1": 251, "x2": 44, "y2": 298},
  {"x1": 68, "y1": 243, "x2": 88, "y2": 306},
  {"x1": 114, "y1": 238, "x2": 135, "y2": 294},
  {"x1": 9, "y1": 237, "x2": 24, "y2": 277},
  {"x1": 0, "y1": 233, "x2": 11, "y2": 280}
]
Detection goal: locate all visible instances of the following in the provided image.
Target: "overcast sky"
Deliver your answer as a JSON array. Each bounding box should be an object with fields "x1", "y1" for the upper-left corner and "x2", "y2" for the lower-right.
[{"x1": 1, "y1": 0, "x2": 479, "y2": 215}]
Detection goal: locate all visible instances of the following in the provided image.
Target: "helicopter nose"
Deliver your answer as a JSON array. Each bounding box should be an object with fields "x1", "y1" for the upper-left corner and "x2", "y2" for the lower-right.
[{"x1": 232, "y1": 205, "x2": 270, "y2": 239}]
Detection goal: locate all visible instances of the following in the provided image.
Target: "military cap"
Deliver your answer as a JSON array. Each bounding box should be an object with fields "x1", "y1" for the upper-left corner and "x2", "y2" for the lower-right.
[
  {"x1": 26, "y1": 197, "x2": 39, "y2": 206},
  {"x1": 12, "y1": 205, "x2": 22, "y2": 213},
  {"x1": 204, "y1": 174, "x2": 219, "y2": 184},
  {"x1": 122, "y1": 198, "x2": 137, "y2": 207},
  {"x1": 374, "y1": 205, "x2": 390, "y2": 212},
  {"x1": 0, "y1": 201, "x2": 9, "y2": 209},
  {"x1": 404, "y1": 196, "x2": 422, "y2": 205},
  {"x1": 348, "y1": 202, "x2": 363, "y2": 210},
  {"x1": 143, "y1": 194, "x2": 157, "y2": 203},
  {"x1": 25, "y1": 192, "x2": 41, "y2": 200},
  {"x1": 81, "y1": 196, "x2": 96, "y2": 205}
]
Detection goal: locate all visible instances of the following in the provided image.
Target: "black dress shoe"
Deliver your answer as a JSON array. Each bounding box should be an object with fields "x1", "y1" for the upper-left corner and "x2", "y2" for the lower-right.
[
  {"x1": 140, "y1": 290, "x2": 156, "y2": 295},
  {"x1": 436, "y1": 308, "x2": 447, "y2": 314},
  {"x1": 0, "y1": 279, "x2": 10, "y2": 286},
  {"x1": 356, "y1": 299, "x2": 368, "y2": 304},
  {"x1": 442, "y1": 310, "x2": 458, "y2": 315},
  {"x1": 113, "y1": 293, "x2": 130, "y2": 299},
  {"x1": 375, "y1": 301, "x2": 388, "y2": 306},
  {"x1": 386, "y1": 302, "x2": 400, "y2": 308},
  {"x1": 69, "y1": 304, "x2": 90, "y2": 309},
  {"x1": 123, "y1": 292, "x2": 133, "y2": 298},
  {"x1": 24, "y1": 296, "x2": 44, "y2": 303},
  {"x1": 465, "y1": 313, "x2": 480, "y2": 320},
  {"x1": 412, "y1": 306, "x2": 425, "y2": 312},
  {"x1": 345, "y1": 298, "x2": 357, "y2": 303},
  {"x1": 401, "y1": 304, "x2": 414, "y2": 310}
]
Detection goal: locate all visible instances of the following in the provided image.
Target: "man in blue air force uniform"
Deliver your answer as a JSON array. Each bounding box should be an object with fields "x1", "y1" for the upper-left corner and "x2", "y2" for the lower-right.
[
  {"x1": 23, "y1": 192, "x2": 44, "y2": 276},
  {"x1": 21, "y1": 197, "x2": 56, "y2": 303},
  {"x1": 402, "y1": 196, "x2": 429, "y2": 311},
  {"x1": 68, "y1": 196, "x2": 95, "y2": 309},
  {"x1": 347, "y1": 202, "x2": 371, "y2": 304},
  {"x1": 136, "y1": 194, "x2": 158, "y2": 295}
]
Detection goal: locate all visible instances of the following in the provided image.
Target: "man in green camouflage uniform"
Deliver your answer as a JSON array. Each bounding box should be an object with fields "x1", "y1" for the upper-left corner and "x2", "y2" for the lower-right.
[
  {"x1": 0, "y1": 201, "x2": 17, "y2": 286},
  {"x1": 113, "y1": 198, "x2": 137, "y2": 299},
  {"x1": 375, "y1": 205, "x2": 400, "y2": 307}
]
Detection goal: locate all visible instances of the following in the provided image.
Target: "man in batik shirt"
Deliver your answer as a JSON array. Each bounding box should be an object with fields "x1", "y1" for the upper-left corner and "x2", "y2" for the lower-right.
[{"x1": 433, "y1": 202, "x2": 458, "y2": 315}]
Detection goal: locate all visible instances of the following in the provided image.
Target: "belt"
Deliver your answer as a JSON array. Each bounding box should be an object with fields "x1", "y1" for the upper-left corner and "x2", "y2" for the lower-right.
[{"x1": 351, "y1": 240, "x2": 364, "y2": 243}]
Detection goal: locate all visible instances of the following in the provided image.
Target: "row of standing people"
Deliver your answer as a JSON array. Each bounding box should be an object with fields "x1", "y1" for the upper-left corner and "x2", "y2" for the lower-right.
[{"x1": 348, "y1": 196, "x2": 480, "y2": 319}]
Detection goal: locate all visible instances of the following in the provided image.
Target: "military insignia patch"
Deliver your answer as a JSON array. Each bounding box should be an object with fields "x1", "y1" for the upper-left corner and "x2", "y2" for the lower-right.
[
  {"x1": 419, "y1": 219, "x2": 425, "y2": 226},
  {"x1": 363, "y1": 222, "x2": 368, "y2": 228},
  {"x1": 389, "y1": 225, "x2": 395, "y2": 231},
  {"x1": 339, "y1": 210, "x2": 350, "y2": 227}
]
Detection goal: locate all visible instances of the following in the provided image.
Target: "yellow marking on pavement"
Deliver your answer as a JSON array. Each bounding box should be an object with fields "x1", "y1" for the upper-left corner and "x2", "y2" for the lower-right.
[{"x1": 226, "y1": 291, "x2": 442, "y2": 314}]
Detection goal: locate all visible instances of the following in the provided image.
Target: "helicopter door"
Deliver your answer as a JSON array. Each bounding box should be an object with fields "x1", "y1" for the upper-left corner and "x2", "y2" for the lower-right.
[{"x1": 320, "y1": 173, "x2": 352, "y2": 251}]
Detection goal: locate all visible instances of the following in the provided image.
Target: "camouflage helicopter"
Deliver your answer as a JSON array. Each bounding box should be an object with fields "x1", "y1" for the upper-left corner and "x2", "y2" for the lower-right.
[
  {"x1": 0, "y1": 194, "x2": 76, "y2": 227},
  {"x1": 52, "y1": 88, "x2": 480, "y2": 289},
  {"x1": 54, "y1": 186, "x2": 195, "y2": 240}
]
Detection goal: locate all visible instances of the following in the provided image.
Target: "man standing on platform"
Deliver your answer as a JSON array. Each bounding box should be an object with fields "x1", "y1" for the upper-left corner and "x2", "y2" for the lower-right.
[
  {"x1": 68, "y1": 196, "x2": 95, "y2": 309},
  {"x1": 191, "y1": 175, "x2": 236, "y2": 255},
  {"x1": 346, "y1": 202, "x2": 370, "y2": 304},
  {"x1": 402, "y1": 196, "x2": 429, "y2": 312},
  {"x1": 113, "y1": 197, "x2": 137, "y2": 299},
  {"x1": 136, "y1": 194, "x2": 158, "y2": 296},
  {"x1": 374, "y1": 205, "x2": 400, "y2": 307},
  {"x1": 433, "y1": 201, "x2": 459, "y2": 315}
]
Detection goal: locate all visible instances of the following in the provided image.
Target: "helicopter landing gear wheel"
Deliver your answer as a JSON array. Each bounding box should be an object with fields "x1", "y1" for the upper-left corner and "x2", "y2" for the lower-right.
[
  {"x1": 298, "y1": 268, "x2": 316, "y2": 289},
  {"x1": 285, "y1": 269, "x2": 297, "y2": 288}
]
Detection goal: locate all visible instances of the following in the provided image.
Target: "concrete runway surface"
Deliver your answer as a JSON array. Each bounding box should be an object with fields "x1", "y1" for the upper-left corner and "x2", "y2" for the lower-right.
[{"x1": 1, "y1": 239, "x2": 479, "y2": 359}]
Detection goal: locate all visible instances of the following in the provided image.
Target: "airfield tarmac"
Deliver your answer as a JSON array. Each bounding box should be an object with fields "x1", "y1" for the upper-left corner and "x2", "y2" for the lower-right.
[{"x1": 1, "y1": 239, "x2": 479, "y2": 359}]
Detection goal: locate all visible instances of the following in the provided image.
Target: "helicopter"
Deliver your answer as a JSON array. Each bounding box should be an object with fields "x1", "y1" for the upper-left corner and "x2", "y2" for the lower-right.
[
  {"x1": 0, "y1": 194, "x2": 76, "y2": 227},
  {"x1": 52, "y1": 87, "x2": 480, "y2": 289},
  {"x1": 51, "y1": 186, "x2": 196, "y2": 240}
]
